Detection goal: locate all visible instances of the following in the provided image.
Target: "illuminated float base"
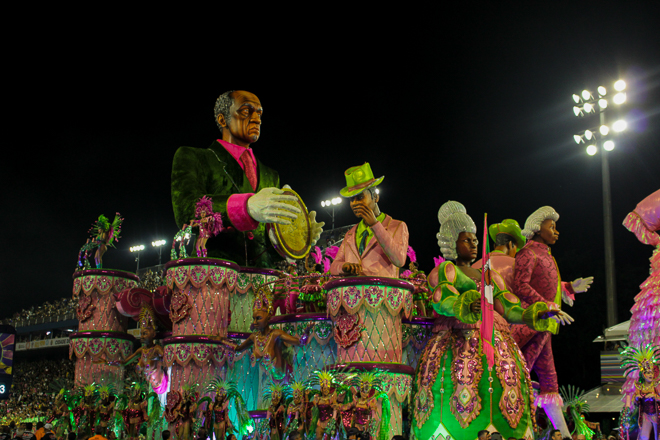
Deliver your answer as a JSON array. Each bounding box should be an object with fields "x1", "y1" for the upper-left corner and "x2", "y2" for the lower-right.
[{"x1": 69, "y1": 331, "x2": 134, "y2": 387}]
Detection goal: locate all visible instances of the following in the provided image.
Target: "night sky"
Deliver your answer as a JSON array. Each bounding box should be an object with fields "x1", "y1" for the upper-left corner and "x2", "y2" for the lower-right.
[{"x1": 3, "y1": 5, "x2": 659, "y2": 392}]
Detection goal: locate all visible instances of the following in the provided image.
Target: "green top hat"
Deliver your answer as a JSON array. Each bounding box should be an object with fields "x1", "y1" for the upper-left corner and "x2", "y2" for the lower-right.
[
  {"x1": 489, "y1": 219, "x2": 526, "y2": 250},
  {"x1": 339, "y1": 162, "x2": 385, "y2": 198}
]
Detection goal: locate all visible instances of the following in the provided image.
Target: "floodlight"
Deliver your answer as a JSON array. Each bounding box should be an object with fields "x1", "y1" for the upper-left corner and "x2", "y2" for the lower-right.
[
  {"x1": 585, "y1": 130, "x2": 593, "y2": 140},
  {"x1": 599, "y1": 125, "x2": 610, "y2": 136},
  {"x1": 584, "y1": 103, "x2": 594, "y2": 113},
  {"x1": 581, "y1": 90, "x2": 591, "y2": 100},
  {"x1": 572, "y1": 94, "x2": 581, "y2": 103},
  {"x1": 612, "y1": 120, "x2": 627, "y2": 132},
  {"x1": 586, "y1": 145, "x2": 598, "y2": 156},
  {"x1": 603, "y1": 140, "x2": 615, "y2": 151},
  {"x1": 598, "y1": 86, "x2": 607, "y2": 96},
  {"x1": 614, "y1": 80, "x2": 626, "y2": 91},
  {"x1": 152, "y1": 240, "x2": 166, "y2": 247},
  {"x1": 130, "y1": 245, "x2": 145, "y2": 252},
  {"x1": 321, "y1": 201, "x2": 326, "y2": 207},
  {"x1": 598, "y1": 99, "x2": 608, "y2": 109},
  {"x1": 375, "y1": 188, "x2": 380, "y2": 194},
  {"x1": 573, "y1": 106, "x2": 583, "y2": 116},
  {"x1": 574, "y1": 135, "x2": 584, "y2": 144},
  {"x1": 613, "y1": 93, "x2": 626, "y2": 105}
]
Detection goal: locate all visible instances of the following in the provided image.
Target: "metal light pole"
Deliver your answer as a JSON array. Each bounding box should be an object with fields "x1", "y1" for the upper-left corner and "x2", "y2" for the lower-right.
[
  {"x1": 130, "y1": 245, "x2": 145, "y2": 272},
  {"x1": 572, "y1": 80, "x2": 627, "y2": 327},
  {"x1": 321, "y1": 197, "x2": 342, "y2": 230},
  {"x1": 152, "y1": 240, "x2": 166, "y2": 265}
]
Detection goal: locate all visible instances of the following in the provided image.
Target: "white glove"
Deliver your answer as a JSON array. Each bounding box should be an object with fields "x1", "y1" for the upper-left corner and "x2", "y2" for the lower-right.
[
  {"x1": 247, "y1": 187, "x2": 301, "y2": 225},
  {"x1": 308, "y1": 211, "x2": 324, "y2": 245},
  {"x1": 551, "y1": 310, "x2": 574, "y2": 326},
  {"x1": 571, "y1": 276, "x2": 594, "y2": 293},
  {"x1": 561, "y1": 290, "x2": 574, "y2": 307}
]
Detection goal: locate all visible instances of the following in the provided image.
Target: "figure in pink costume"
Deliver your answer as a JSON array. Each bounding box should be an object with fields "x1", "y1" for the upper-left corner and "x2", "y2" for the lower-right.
[
  {"x1": 621, "y1": 189, "x2": 660, "y2": 437},
  {"x1": 187, "y1": 196, "x2": 223, "y2": 257},
  {"x1": 472, "y1": 219, "x2": 527, "y2": 290},
  {"x1": 272, "y1": 263, "x2": 300, "y2": 314},
  {"x1": 330, "y1": 163, "x2": 408, "y2": 278},
  {"x1": 511, "y1": 206, "x2": 593, "y2": 437}
]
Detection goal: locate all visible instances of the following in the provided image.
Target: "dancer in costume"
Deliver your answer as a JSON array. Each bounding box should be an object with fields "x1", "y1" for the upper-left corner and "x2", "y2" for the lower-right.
[
  {"x1": 620, "y1": 345, "x2": 660, "y2": 440},
  {"x1": 97, "y1": 385, "x2": 116, "y2": 432},
  {"x1": 187, "y1": 196, "x2": 223, "y2": 257},
  {"x1": 220, "y1": 287, "x2": 312, "y2": 383},
  {"x1": 202, "y1": 378, "x2": 250, "y2": 440},
  {"x1": 123, "y1": 383, "x2": 147, "y2": 440},
  {"x1": 330, "y1": 163, "x2": 409, "y2": 278},
  {"x1": 285, "y1": 381, "x2": 309, "y2": 437},
  {"x1": 308, "y1": 371, "x2": 340, "y2": 440},
  {"x1": 413, "y1": 201, "x2": 570, "y2": 440},
  {"x1": 346, "y1": 370, "x2": 390, "y2": 440},
  {"x1": 272, "y1": 263, "x2": 300, "y2": 314},
  {"x1": 81, "y1": 384, "x2": 98, "y2": 433},
  {"x1": 511, "y1": 206, "x2": 593, "y2": 436},
  {"x1": 560, "y1": 385, "x2": 596, "y2": 440},
  {"x1": 300, "y1": 247, "x2": 326, "y2": 313},
  {"x1": 77, "y1": 213, "x2": 123, "y2": 269},
  {"x1": 171, "y1": 90, "x2": 323, "y2": 268},
  {"x1": 170, "y1": 387, "x2": 197, "y2": 440},
  {"x1": 264, "y1": 383, "x2": 289, "y2": 440},
  {"x1": 401, "y1": 246, "x2": 431, "y2": 316}
]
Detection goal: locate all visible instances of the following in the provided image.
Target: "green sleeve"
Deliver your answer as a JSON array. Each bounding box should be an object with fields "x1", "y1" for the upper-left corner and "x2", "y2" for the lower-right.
[
  {"x1": 171, "y1": 146, "x2": 233, "y2": 229},
  {"x1": 430, "y1": 262, "x2": 481, "y2": 324},
  {"x1": 491, "y1": 271, "x2": 558, "y2": 333}
]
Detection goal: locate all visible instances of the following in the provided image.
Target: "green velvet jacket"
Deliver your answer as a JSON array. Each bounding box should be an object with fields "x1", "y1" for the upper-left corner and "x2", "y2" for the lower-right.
[{"x1": 171, "y1": 140, "x2": 282, "y2": 268}]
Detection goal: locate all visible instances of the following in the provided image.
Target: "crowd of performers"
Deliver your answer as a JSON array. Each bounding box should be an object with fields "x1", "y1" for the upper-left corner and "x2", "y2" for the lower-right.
[{"x1": 32, "y1": 368, "x2": 395, "y2": 440}]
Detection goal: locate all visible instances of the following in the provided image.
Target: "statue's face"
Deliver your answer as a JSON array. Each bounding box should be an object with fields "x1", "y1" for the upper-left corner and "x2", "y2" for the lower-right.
[
  {"x1": 456, "y1": 232, "x2": 479, "y2": 262},
  {"x1": 251, "y1": 310, "x2": 269, "y2": 331},
  {"x1": 140, "y1": 327, "x2": 156, "y2": 345},
  {"x1": 349, "y1": 190, "x2": 378, "y2": 220},
  {"x1": 219, "y1": 91, "x2": 263, "y2": 146},
  {"x1": 536, "y1": 219, "x2": 559, "y2": 245}
]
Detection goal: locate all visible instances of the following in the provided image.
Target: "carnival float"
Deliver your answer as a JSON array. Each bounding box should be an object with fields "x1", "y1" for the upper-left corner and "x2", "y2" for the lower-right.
[{"x1": 62, "y1": 89, "x2": 659, "y2": 440}]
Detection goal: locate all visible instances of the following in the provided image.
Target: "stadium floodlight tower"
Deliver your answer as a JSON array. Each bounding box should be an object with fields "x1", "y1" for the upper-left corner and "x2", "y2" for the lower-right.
[
  {"x1": 130, "y1": 244, "x2": 145, "y2": 272},
  {"x1": 321, "y1": 197, "x2": 342, "y2": 230},
  {"x1": 571, "y1": 79, "x2": 628, "y2": 327}
]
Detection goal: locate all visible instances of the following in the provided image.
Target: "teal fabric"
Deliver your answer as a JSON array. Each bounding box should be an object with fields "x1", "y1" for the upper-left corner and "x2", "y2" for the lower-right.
[{"x1": 171, "y1": 141, "x2": 282, "y2": 268}]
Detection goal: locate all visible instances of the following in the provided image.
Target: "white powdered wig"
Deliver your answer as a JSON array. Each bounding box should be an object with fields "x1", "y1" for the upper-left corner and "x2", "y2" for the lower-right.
[
  {"x1": 522, "y1": 206, "x2": 559, "y2": 240},
  {"x1": 436, "y1": 201, "x2": 477, "y2": 260}
]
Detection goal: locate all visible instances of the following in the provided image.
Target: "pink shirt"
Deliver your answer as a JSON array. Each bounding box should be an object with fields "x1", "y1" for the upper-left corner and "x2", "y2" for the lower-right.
[
  {"x1": 220, "y1": 139, "x2": 260, "y2": 231},
  {"x1": 217, "y1": 139, "x2": 257, "y2": 173}
]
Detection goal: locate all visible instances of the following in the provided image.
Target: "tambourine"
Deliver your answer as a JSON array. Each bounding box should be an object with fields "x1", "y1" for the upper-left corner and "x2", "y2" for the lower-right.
[{"x1": 268, "y1": 188, "x2": 312, "y2": 260}]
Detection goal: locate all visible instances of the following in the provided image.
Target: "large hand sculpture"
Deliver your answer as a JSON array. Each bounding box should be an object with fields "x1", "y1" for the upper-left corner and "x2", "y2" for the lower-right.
[{"x1": 247, "y1": 187, "x2": 301, "y2": 225}]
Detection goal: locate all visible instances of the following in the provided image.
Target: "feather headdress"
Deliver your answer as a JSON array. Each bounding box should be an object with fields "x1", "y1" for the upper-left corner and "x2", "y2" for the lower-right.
[
  {"x1": 621, "y1": 344, "x2": 660, "y2": 379},
  {"x1": 253, "y1": 285, "x2": 274, "y2": 315}
]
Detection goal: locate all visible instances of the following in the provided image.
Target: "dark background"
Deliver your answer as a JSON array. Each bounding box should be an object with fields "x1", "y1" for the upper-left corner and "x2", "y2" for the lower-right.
[{"x1": 2, "y1": 4, "x2": 659, "y2": 394}]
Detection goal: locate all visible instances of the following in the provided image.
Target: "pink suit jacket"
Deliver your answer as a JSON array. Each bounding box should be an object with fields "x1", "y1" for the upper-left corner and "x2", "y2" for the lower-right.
[{"x1": 330, "y1": 215, "x2": 409, "y2": 278}]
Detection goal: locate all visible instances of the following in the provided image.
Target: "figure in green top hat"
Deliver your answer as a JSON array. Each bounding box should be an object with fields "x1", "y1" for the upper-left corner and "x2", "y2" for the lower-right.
[
  {"x1": 330, "y1": 162, "x2": 409, "y2": 278},
  {"x1": 489, "y1": 219, "x2": 526, "y2": 257}
]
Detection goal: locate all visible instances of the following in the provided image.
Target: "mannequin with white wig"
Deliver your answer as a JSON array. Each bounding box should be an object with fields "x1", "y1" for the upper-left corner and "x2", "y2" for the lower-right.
[
  {"x1": 511, "y1": 205, "x2": 594, "y2": 438},
  {"x1": 413, "y1": 201, "x2": 562, "y2": 439}
]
